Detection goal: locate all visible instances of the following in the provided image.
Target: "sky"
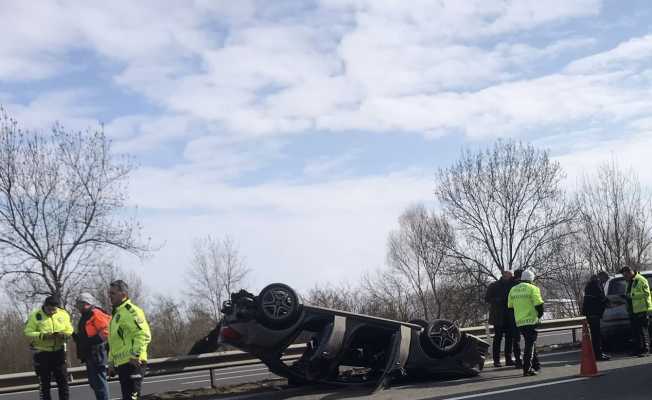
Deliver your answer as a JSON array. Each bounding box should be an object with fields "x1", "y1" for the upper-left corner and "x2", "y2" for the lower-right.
[{"x1": 1, "y1": 1, "x2": 652, "y2": 296}]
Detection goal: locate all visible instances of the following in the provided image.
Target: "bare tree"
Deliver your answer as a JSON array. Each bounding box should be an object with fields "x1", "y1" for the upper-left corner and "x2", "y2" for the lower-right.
[
  {"x1": 577, "y1": 160, "x2": 652, "y2": 273},
  {"x1": 538, "y1": 222, "x2": 589, "y2": 317},
  {"x1": 148, "y1": 295, "x2": 187, "y2": 357},
  {"x1": 386, "y1": 205, "x2": 456, "y2": 319},
  {"x1": 185, "y1": 235, "x2": 250, "y2": 322},
  {"x1": 0, "y1": 108, "x2": 147, "y2": 305},
  {"x1": 360, "y1": 269, "x2": 415, "y2": 321},
  {"x1": 306, "y1": 282, "x2": 367, "y2": 313},
  {"x1": 86, "y1": 262, "x2": 147, "y2": 311},
  {"x1": 436, "y1": 139, "x2": 576, "y2": 283}
]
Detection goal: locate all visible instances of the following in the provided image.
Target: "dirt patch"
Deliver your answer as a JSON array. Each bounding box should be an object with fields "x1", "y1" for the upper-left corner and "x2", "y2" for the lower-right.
[{"x1": 141, "y1": 379, "x2": 291, "y2": 399}]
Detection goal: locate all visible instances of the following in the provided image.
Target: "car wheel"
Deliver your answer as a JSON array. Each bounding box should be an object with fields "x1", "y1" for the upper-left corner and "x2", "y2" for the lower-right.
[
  {"x1": 257, "y1": 283, "x2": 301, "y2": 328},
  {"x1": 426, "y1": 319, "x2": 462, "y2": 355}
]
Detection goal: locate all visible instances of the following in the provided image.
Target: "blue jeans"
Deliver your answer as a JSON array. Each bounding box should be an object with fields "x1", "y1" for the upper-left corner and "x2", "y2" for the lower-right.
[{"x1": 86, "y1": 358, "x2": 109, "y2": 400}]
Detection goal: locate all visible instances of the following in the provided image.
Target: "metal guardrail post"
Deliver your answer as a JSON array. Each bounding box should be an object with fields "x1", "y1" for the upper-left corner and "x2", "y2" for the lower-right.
[
  {"x1": 210, "y1": 367, "x2": 216, "y2": 389},
  {"x1": 572, "y1": 328, "x2": 577, "y2": 343}
]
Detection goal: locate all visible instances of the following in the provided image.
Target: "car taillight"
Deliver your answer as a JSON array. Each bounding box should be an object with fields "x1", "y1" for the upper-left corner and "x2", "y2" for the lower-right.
[{"x1": 219, "y1": 326, "x2": 242, "y2": 341}]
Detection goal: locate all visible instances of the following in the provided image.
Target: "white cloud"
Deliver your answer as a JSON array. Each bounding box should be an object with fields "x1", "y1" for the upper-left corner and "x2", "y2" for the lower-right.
[
  {"x1": 565, "y1": 34, "x2": 652, "y2": 74},
  {"x1": 2, "y1": 91, "x2": 100, "y2": 132},
  {"x1": 125, "y1": 167, "x2": 435, "y2": 292},
  {"x1": 555, "y1": 130, "x2": 652, "y2": 190}
]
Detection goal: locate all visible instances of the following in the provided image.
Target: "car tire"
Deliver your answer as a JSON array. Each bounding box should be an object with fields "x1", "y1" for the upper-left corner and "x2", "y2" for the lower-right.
[
  {"x1": 425, "y1": 319, "x2": 463, "y2": 356},
  {"x1": 256, "y1": 283, "x2": 301, "y2": 329}
]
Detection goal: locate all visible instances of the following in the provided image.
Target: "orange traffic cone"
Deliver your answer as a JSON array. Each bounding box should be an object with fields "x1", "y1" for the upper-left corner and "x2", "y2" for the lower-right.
[{"x1": 579, "y1": 320, "x2": 600, "y2": 377}]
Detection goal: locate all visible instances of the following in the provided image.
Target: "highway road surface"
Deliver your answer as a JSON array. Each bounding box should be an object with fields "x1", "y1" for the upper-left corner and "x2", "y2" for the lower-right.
[
  {"x1": 1, "y1": 363, "x2": 277, "y2": 400},
  {"x1": 0, "y1": 330, "x2": 609, "y2": 400},
  {"x1": 225, "y1": 350, "x2": 652, "y2": 400}
]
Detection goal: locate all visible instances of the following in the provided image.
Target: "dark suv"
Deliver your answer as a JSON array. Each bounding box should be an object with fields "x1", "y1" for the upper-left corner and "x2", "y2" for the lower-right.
[
  {"x1": 601, "y1": 271, "x2": 652, "y2": 345},
  {"x1": 218, "y1": 283, "x2": 489, "y2": 390}
]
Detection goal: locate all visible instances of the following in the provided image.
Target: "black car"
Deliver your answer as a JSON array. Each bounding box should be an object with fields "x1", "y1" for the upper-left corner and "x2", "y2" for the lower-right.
[{"x1": 218, "y1": 283, "x2": 489, "y2": 390}]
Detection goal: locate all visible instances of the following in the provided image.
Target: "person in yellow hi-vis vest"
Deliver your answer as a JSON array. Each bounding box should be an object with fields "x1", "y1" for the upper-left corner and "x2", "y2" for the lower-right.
[
  {"x1": 620, "y1": 266, "x2": 652, "y2": 357},
  {"x1": 108, "y1": 280, "x2": 152, "y2": 400},
  {"x1": 508, "y1": 269, "x2": 544, "y2": 377},
  {"x1": 24, "y1": 295, "x2": 74, "y2": 400}
]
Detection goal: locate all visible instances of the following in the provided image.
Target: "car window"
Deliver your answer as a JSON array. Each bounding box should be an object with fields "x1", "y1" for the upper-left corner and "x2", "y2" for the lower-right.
[
  {"x1": 607, "y1": 278, "x2": 627, "y2": 295},
  {"x1": 606, "y1": 274, "x2": 652, "y2": 295}
]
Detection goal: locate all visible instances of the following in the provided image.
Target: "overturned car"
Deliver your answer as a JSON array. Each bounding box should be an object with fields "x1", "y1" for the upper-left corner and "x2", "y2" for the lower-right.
[{"x1": 217, "y1": 283, "x2": 489, "y2": 390}]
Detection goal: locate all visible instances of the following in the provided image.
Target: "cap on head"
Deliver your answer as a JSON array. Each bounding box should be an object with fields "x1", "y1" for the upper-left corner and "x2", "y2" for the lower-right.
[
  {"x1": 109, "y1": 279, "x2": 129, "y2": 293},
  {"x1": 521, "y1": 269, "x2": 535, "y2": 282},
  {"x1": 513, "y1": 269, "x2": 524, "y2": 280},
  {"x1": 76, "y1": 292, "x2": 98, "y2": 306},
  {"x1": 43, "y1": 295, "x2": 61, "y2": 307}
]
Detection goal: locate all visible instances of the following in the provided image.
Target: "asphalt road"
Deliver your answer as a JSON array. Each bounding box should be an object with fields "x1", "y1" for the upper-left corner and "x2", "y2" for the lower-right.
[
  {"x1": 0, "y1": 330, "x2": 590, "y2": 400},
  {"x1": 1, "y1": 363, "x2": 277, "y2": 400},
  {"x1": 234, "y1": 350, "x2": 652, "y2": 400}
]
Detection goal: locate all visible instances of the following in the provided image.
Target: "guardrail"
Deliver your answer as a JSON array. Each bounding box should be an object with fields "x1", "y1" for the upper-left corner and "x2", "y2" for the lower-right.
[{"x1": 0, "y1": 317, "x2": 586, "y2": 394}]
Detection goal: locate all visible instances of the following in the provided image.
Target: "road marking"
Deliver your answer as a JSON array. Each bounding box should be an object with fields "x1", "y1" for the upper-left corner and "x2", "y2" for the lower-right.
[
  {"x1": 438, "y1": 377, "x2": 589, "y2": 399},
  {"x1": 180, "y1": 371, "x2": 273, "y2": 385}
]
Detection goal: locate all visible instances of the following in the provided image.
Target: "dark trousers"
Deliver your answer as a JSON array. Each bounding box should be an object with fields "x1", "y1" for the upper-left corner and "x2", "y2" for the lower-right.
[
  {"x1": 630, "y1": 312, "x2": 650, "y2": 354},
  {"x1": 492, "y1": 324, "x2": 520, "y2": 363},
  {"x1": 86, "y1": 358, "x2": 109, "y2": 400},
  {"x1": 519, "y1": 325, "x2": 540, "y2": 373},
  {"x1": 117, "y1": 363, "x2": 145, "y2": 400},
  {"x1": 34, "y1": 349, "x2": 69, "y2": 400},
  {"x1": 586, "y1": 315, "x2": 603, "y2": 357}
]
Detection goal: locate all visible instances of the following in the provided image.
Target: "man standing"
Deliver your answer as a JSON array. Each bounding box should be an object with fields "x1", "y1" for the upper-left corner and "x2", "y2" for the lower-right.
[
  {"x1": 485, "y1": 270, "x2": 516, "y2": 367},
  {"x1": 508, "y1": 269, "x2": 544, "y2": 376},
  {"x1": 620, "y1": 266, "x2": 652, "y2": 357},
  {"x1": 24, "y1": 295, "x2": 74, "y2": 400},
  {"x1": 506, "y1": 269, "x2": 523, "y2": 369},
  {"x1": 582, "y1": 271, "x2": 610, "y2": 361},
  {"x1": 73, "y1": 292, "x2": 112, "y2": 400},
  {"x1": 108, "y1": 280, "x2": 152, "y2": 400}
]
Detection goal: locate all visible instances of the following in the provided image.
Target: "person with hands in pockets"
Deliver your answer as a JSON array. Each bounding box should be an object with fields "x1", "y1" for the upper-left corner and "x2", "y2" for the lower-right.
[{"x1": 108, "y1": 279, "x2": 152, "y2": 400}]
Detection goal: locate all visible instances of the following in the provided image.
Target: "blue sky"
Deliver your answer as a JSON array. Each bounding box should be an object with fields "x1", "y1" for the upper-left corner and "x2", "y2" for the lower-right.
[{"x1": 1, "y1": 1, "x2": 652, "y2": 294}]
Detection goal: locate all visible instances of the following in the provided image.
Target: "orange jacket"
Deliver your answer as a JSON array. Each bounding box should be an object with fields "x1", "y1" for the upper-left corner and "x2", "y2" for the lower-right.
[{"x1": 82, "y1": 307, "x2": 111, "y2": 340}]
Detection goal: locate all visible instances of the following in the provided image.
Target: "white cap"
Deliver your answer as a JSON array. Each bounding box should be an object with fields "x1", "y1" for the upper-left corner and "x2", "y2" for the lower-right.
[
  {"x1": 76, "y1": 292, "x2": 98, "y2": 306},
  {"x1": 521, "y1": 269, "x2": 535, "y2": 282}
]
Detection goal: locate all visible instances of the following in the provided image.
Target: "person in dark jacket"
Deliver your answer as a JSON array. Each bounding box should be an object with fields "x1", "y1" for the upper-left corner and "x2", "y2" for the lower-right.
[
  {"x1": 582, "y1": 271, "x2": 610, "y2": 361},
  {"x1": 485, "y1": 270, "x2": 516, "y2": 367},
  {"x1": 73, "y1": 293, "x2": 112, "y2": 400}
]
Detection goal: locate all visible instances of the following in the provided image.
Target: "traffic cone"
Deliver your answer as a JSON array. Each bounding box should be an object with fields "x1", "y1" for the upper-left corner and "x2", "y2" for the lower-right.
[{"x1": 579, "y1": 320, "x2": 600, "y2": 377}]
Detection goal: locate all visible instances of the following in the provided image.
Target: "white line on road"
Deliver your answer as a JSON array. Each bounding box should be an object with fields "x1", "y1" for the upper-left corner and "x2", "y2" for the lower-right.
[{"x1": 440, "y1": 377, "x2": 589, "y2": 399}]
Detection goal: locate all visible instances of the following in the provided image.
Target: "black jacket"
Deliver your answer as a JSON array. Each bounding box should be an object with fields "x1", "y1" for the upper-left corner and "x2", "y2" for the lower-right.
[
  {"x1": 582, "y1": 276, "x2": 608, "y2": 317},
  {"x1": 485, "y1": 278, "x2": 512, "y2": 326},
  {"x1": 73, "y1": 306, "x2": 109, "y2": 364}
]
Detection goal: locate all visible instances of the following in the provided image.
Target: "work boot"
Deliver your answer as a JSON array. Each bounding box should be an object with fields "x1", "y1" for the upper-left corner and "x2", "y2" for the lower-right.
[
  {"x1": 493, "y1": 361, "x2": 503, "y2": 368},
  {"x1": 596, "y1": 353, "x2": 610, "y2": 361},
  {"x1": 523, "y1": 369, "x2": 538, "y2": 377},
  {"x1": 505, "y1": 358, "x2": 515, "y2": 366},
  {"x1": 514, "y1": 359, "x2": 523, "y2": 369}
]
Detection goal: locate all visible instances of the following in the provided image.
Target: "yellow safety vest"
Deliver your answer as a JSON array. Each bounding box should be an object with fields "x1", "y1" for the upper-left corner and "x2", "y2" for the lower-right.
[
  {"x1": 508, "y1": 282, "x2": 544, "y2": 327},
  {"x1": 24, "y1": 307, "x2": 73, "y2": 352},
  {"x1": 627, "y1": 273, "x2": 652, "y2": 314},
  {"x1": 108, "y1": 299, "x2": 151, "y2": 367}
]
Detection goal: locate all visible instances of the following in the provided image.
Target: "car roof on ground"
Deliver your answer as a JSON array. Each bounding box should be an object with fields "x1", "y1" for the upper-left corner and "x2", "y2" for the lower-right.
[{"x1": 607, "y1": 270, "x2": 652, "y2": 280}]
